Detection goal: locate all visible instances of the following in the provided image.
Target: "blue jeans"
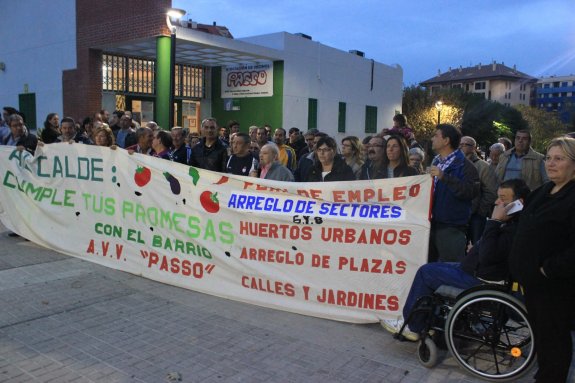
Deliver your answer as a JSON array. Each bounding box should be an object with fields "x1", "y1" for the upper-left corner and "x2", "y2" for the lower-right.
[{"x1": 403, "y1": 262, "x2": 481, "y2": 332}]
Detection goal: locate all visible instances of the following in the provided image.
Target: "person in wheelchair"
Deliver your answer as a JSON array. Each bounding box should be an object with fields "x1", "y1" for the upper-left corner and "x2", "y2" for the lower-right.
[{"x1": 381, "y1": 178, "x2": 530, "y2": 341}]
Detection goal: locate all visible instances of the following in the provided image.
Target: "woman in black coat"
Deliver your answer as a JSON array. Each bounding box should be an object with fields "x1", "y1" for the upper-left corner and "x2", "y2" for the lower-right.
[
  {"x1": 384, "y1": 135, "x2": 419, "y2": 178},
  {"x1": 306, "y1": 136, "x2": 355, "y2": 182},
  {"x1": 509, "y1": 136, "x2": 575, "y2": 383}
]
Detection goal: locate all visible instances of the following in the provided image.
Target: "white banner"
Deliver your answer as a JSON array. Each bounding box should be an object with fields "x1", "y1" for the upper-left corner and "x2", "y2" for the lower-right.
[
  {"x1": 0, "y1": 144, "x2": 432, "y2": 323},
  {"x1": 221, "y1": 62, "x2": 273, "y2": 98}
]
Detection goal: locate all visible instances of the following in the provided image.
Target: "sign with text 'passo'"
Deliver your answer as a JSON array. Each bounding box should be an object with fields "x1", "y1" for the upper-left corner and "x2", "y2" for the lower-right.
[
  {"x1": 221, "y1": 62, "x2": 273, "y2": 98},
  {"x1": 0, "y1": 144, "x2": 432, "y2": 323}
]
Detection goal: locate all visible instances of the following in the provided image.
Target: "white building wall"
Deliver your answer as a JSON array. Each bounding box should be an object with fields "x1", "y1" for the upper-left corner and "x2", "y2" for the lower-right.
[
  {"x1": 243, "y1": 32, "x2": 403, "y2": 140},
  {"x1": 0, "y1": 0, "x2": 76, "y2": 128}
]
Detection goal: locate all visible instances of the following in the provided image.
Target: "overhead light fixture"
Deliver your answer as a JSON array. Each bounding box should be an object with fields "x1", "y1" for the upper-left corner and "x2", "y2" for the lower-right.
[{"x1": 167, "y1": 8, "x2": 186, "y2": 19}]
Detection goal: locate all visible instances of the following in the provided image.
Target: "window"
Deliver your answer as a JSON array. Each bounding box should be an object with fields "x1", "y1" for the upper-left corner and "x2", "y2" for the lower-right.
[
  {"x1": 562, "y1": 82, "x2": 568, "y2": 87},
  {"x1": 474, "y1": 82, "x2": 486, "y2": 90},
  {"x1": 365, "y1": 106, "x2": 377, "y2": 133},
  {"x1": 308, "y1": 98, "x2": 318, "y2": 130},
  {"x1": 544, "y1": 83, "x2": 550, "y2": 88},
  {"x1": 338, "y1": 102, "x2": 346, "y2": 133},
  {"x1": 452, "y1": 83, "x2": 462, "y2": 89},
  {"x1": 103, "y1": 54, "x2": 155, "y2": 94},
  {"x1": 102, "y1": 54, "x2": 206, "y2": 98},
  {"x1": 175, "y1": 64, "x2": 206, "y2": 98}
]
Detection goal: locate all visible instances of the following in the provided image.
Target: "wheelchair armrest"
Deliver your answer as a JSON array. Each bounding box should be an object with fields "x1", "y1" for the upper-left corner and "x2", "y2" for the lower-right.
[{"x1": 434, "y1": 285, "x2": 464, "y2": 300}]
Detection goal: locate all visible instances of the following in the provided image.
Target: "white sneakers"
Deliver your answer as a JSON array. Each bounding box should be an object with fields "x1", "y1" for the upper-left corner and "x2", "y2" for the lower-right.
[{"x1": 380, "y1": 319, "x2": 420, "y2": 342}]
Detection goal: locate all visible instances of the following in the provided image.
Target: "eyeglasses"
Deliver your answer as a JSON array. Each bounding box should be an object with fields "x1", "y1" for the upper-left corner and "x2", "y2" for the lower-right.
[
  {"x1": 366, "y1": 144, "x2": 384, "y2": 148},
  {"x1": 545, "y1": 155, "x2": 570, "y2": 163}
]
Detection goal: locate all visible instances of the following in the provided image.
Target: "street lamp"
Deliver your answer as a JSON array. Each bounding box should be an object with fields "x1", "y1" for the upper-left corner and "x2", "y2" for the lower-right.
[
  {"x1": 435, "y1": 100, "x2": 443, "y2": 125},
  {"x1": 166, "y1": 8, "x2": 186, "y2": 129}
]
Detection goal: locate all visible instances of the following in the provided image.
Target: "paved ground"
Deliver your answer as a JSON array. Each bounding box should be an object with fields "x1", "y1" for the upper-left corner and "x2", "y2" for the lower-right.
[{"x1": 0, "y1": 223, "x2": 571, "y2": 383}]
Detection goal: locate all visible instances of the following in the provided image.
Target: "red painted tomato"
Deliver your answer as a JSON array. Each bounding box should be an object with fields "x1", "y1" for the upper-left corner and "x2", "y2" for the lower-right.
[
  {"x1": 134, "y1": 166, "x2": 151, "y2": 187},
  {"x1": 200, "y1": 191, "x2": 220, "y2": 213}
]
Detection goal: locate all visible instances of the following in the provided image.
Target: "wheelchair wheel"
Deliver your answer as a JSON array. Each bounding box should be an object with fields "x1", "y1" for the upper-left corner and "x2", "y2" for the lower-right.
[
  {"x1": 418, "y1": 337, "x2": 439, "y2": 368},
  {"x1": 445, "y1": 289, "x2": 536, "y2": 382}
]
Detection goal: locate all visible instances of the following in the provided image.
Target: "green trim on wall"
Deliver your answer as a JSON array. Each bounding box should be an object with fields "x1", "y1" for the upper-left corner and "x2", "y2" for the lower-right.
[
  {"x1": 308, "y1": 98, "x2": 318, "y2": 130},
  {"x1": 155, "y1": 36, "x2": 172, "y2": 130},
  {"x1": 365, "y1": 105, "x2": 378, "y2": 133},
  {"x1": 338, "y1": 102, "x2": 346, "y2": 133},
  {"x1": 19, "y1": 93, "x2": 36, "y2": 131},
  {"x1": 211, "y1": 61, "x2": 284, "y2": 131}
]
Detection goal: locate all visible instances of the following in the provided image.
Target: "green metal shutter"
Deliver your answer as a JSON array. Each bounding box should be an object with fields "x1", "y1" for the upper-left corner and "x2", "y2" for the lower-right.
[
  {"x1": 338, "y1": 102, "x2": 346, "y2": 133},
  {"x1": 19, "y1": 93, "x2": 36, "y2": 131},
  {"x1": 308, "y1": 98, "x2": 317, "y2": 130},
  {"x1": 365, "y1": 105, "x2": 377, "y2": 133}
]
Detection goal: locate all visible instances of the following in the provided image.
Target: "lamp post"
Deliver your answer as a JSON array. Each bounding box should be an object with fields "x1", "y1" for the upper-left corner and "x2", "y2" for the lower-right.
[
  {"x1": 166, "y1": 8, "x2": 186, "y2": 129},
  {"x1": 435, "y1": 100, "x2": 443, "y2": 125}
]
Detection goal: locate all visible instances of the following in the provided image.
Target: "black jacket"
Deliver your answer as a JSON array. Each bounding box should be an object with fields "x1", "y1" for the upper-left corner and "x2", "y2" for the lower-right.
[
  {"x1": 509, "y1": 181, "x2": 575, "y2": 289},
  {"x1": 170, "y1": 145, "x2": 191, "y2": 165},
  {"x1": 306, "y1": 155, "x2": 356, "y2": 182},
  {"x1": 3, "y1": 132, "x2": 38, "y2": 154},
  {"x1": 461, "y1": 218, "x2": 519, "y2": 282},
  {"x1": 40, "y1": 127, "x2": 59, "y2": 144},
  {"x1": 359, "y1": 161, "x2": 418, "y2": 180},
  {"x1": 188, "y1": 138, "x2": 228, "y2": 172}
]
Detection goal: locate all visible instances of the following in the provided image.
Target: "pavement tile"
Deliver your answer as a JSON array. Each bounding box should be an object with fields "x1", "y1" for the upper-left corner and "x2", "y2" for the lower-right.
[{"x1": 0, "y1": 225, "x2": 565, "y2": 383}]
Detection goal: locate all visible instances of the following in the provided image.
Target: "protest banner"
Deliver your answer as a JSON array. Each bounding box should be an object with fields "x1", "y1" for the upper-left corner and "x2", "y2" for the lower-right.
[{"x1": 0, "y1": 144, "x2": 432, "y2": 323}]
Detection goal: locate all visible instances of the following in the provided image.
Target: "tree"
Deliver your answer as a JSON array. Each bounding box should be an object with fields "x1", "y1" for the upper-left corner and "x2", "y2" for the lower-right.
[
  {"x1": 402, "y1": 86, "x2": 466, "y2": 141},
  {"x1": 515, "y1": 105, "x2": 567, "y2": 152}
]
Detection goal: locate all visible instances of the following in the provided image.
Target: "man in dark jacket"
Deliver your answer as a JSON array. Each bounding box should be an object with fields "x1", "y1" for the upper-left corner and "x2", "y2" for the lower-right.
[
  {"x1": 428, "y1": 124, "x2": 479, "y2": 262},
  {"x1": 359, "y1": 135, "x2": 387, "y2": 180},
  {"x1": 58, "y1": 117, "x2": 93, "y2": 144},
  {"x1": 3, "y1": 114, "x2": 37, "y2": 154},
  {"x1": 169, "y1": 127, "x2": 190, "y2": 165},
  {"x1": 188, "y1": 118, "x2": 228, "y2": 172},
  {"x1": 381, "y1": 179, "x2": 530, "y2": 340}
]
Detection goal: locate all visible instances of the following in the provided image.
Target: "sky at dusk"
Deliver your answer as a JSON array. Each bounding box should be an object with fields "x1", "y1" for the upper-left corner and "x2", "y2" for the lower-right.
[{"x1": 173, "y1": 0, "x2": 575, "y2": 86}]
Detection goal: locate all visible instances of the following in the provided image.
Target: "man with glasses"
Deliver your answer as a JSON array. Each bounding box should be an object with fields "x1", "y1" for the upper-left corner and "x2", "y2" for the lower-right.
[
  {"x1": 359, "y1": 135, "x2": 387, "y2": 180},
  {"x1": 3, "y1": 114, "x2": 37, "y2": 154},
  {"x1": 495, "y1": 130, "x2": 547, "y2": 191},
  {"x1": 1, "y1": 106, "x2": 18, "y2": 143},
  {"x1": 460, "y1": 136, "x2": 497, "y2": 244}
]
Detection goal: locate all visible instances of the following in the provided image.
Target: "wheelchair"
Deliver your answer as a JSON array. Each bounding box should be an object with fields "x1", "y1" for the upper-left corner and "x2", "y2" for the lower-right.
[{"x1": 396, "y1": 284, "x2": 536, "y2": 382}]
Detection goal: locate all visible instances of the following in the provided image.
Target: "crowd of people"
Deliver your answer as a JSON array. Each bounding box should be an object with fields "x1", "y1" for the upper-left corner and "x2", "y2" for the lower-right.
[{"x1": 1, "y1": 105, "x2": 575, "y2": 382}]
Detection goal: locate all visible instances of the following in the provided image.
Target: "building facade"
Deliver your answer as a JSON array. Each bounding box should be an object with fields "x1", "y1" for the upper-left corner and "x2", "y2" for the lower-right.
[
  {"x1": 0, "y1": 0, "x2": 402, "y2": 139},
  {"x1": 420, "y1": 61, "x2": 536, "y2": 107},
  {"x1": 536, "y1": 75, "x2": 575, "y2": 123}
]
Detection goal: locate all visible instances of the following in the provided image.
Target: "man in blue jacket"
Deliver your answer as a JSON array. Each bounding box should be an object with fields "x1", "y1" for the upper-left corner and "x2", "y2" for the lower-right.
[{"x1": 428, "y1": 124, "x2": 479, "y2": 263}]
